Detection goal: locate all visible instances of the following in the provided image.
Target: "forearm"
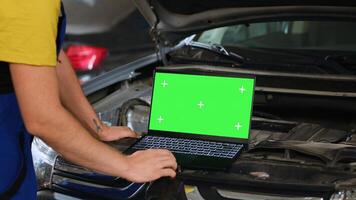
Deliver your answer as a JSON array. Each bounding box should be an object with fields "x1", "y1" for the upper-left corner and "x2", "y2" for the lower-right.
[
  {"x1": 56, "y1": 50, "x2": 103, "y2": 137},
  {"x1": 34, "y1": 105, "x2": 130, "y2": 178},
  {"x1": 11, "y1": 63, "x2": 177, "y2": 183},
  {"x1": 10, "y1": 64, "x2": 131, "y2": 178}
]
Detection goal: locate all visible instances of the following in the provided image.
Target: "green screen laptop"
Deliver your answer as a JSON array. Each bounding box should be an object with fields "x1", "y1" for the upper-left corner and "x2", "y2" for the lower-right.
[{"x1": 126, "y1": 69, "x2": 255, "y2": 170}]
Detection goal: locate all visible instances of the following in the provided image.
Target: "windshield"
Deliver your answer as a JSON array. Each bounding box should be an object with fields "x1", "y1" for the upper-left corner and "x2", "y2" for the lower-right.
[{"x1": 197, "y1": 21, "x2": 356, "y2": 52}]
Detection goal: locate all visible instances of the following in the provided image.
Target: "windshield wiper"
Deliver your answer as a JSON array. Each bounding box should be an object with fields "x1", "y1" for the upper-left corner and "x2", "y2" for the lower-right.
[{"x1": 175, "y1": 35, "x2": 246, "y2": 64}]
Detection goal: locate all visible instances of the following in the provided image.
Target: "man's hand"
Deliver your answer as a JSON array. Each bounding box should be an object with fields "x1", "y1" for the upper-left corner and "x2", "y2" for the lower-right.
[
  {"x1": 99, "y1": 126, "x2": 138, "y2": 142},
  {"x1": 124, "y1": 149, "x2": 177, "y2": 183}
]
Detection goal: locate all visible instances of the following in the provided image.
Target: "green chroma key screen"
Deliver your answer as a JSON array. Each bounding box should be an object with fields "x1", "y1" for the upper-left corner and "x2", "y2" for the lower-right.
[{"x1": 149, "y1": 72, "x2": 255, "y2": 139}]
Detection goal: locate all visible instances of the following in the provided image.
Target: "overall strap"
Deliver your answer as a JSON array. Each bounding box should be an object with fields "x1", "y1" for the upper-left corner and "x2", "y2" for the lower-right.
[
  {"x1": 56, "y1": 1, "x2": 67, "y2": 55},
  {"x1": 0, "y1": 133, "x2": 27, "y2": 200},
  {"x1": 0, "y1": 62, "x2": 13, "y2": 94}
]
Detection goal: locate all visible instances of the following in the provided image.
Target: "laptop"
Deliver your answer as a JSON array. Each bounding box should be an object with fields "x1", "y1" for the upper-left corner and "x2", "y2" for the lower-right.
[{"x1": 125, "y1": 69, "x2": 255, "y2": 171}]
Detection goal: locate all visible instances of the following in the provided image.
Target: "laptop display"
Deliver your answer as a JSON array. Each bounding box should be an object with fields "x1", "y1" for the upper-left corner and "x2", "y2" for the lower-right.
[{"x1": 149, "y1": 71, "x2": 255, "y2": 140}]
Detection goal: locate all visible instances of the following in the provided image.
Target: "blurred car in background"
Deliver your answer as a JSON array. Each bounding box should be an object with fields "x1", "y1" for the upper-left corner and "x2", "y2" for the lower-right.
[{"x1": 62, "y1": 0, "x2": 154, "y2": 83}]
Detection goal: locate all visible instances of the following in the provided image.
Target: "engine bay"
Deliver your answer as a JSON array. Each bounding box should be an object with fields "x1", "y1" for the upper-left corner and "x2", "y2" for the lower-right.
[
  {"x1": 85, "y1": 65, "x2": 356, "y2": 196},
  {"x1": 34, "y1": 64, "x2": 352, "y2": 200}
]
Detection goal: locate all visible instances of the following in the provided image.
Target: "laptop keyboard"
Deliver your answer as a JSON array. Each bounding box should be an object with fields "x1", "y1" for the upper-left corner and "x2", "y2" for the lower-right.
[{"x1": 131, "y1": 136, "x2": 243, "y2": 158}]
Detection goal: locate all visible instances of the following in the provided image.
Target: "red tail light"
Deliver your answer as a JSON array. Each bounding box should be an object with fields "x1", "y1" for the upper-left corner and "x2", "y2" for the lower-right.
[{"x1": 66, "y1": 45, "x2": 108, "y2": 72}]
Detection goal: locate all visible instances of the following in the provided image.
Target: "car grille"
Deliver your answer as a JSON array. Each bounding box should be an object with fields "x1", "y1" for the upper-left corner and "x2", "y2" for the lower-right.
[{"x1": 51, "y1": 156, "x2": 146, "y2": 200}]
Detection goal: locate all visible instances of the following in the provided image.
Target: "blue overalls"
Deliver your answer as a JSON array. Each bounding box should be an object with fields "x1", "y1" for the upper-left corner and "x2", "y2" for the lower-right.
[{"x1": 0, "y1": 3, "x2": 66, "y2": 199}]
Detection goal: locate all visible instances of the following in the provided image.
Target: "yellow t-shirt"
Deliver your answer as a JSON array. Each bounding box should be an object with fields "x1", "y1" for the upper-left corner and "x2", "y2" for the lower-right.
[{"x1": 0, "y1": 0, "x2": 61, "y2": 67}]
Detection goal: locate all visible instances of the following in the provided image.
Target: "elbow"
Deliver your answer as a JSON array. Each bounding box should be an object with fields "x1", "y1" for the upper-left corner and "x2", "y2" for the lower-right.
[
  {"x1": 22, "y1": 106, "x2": 63, "y2": 138},
  {"x1": 24, "y1": 118, "x2": 50, "y2": 137}
]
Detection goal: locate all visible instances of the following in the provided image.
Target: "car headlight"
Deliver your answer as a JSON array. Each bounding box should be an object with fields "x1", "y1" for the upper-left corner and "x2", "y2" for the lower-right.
[
  {"x1": 32, "y1": 137, "x2": 58, "y2": 189},
  {"x1": 32, "y1": 108, "x2": 123, "y2": 190},
  {"x1": 330, "y1": 190, "x2": 356, "y2": 200}
]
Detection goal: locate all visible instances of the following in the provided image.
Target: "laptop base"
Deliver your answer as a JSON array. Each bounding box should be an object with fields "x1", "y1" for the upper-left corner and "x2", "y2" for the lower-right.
[{"x1": 125, "y1": 135, "x2": 243, "y2": 171}]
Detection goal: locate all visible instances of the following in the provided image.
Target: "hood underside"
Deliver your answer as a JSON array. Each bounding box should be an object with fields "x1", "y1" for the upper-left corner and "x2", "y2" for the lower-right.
[{"x1": 133, "y1": 0, "x2": 356, "y2": 45}]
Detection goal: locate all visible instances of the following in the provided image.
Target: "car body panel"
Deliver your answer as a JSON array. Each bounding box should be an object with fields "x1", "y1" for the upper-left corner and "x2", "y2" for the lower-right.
[
  {"x1": 63, "y1": 0, "x2": 136, "y2": 35},
  {"x1": 133, "y1": 0, "x2": 356, "y2": 45}
]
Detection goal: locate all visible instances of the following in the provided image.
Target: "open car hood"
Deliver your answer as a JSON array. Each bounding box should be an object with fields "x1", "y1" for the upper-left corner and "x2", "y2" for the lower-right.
[{"x1": 133, "y1": 0, "x2": 356, "y2": 45}]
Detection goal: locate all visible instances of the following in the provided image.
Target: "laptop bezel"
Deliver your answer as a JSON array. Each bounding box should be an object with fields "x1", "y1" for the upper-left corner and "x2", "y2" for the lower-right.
[{"x1": 147, "y1": 67, "x2": 256, "y2": 145}]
